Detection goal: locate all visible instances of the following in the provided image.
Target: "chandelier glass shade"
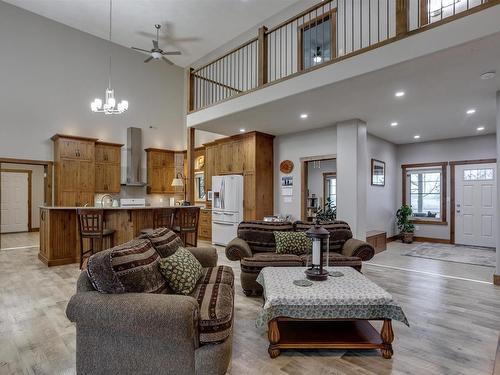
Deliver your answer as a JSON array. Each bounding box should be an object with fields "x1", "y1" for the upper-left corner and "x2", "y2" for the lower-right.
[{"x1": 91, "y1": 0, "x2": 128, "y2": 115}]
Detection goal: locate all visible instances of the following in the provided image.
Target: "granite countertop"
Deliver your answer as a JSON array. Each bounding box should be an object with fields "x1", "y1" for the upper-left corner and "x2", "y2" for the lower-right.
[{"x1": 40, "y1": 205, "x2": 202, "y2": 210}]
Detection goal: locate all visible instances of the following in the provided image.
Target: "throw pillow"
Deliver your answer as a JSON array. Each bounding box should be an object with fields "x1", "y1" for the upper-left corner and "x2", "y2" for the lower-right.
[
  {"x1": 158, "y1": 247, "x2": 203, "y2": 295},
  {"x1": 140, "y1": 227, "x2": 183, "y2": 257},
  {"x1": 274, "y1": 231, "x2": 312, "y2": 256},
  {"x1": 86, "y1": 239, "x2": 168, "y2": 294}
]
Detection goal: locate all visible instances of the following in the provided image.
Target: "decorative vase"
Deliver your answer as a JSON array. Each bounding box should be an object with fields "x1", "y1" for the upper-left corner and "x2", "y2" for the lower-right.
[{"x1": 402, "y1": 232, "x2": 414, "y2": 244}]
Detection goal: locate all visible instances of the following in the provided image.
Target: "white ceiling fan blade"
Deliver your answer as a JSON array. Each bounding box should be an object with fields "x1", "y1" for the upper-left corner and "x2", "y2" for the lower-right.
[
  {"x1": 131, "y1": 47, "x2": 151, "y2": 54},
  {"x1": 162, "y1": 51, "x2": 181, "y2": 55},
  {"x1": 144, "y1": 56, "x2": 154, "y2": 63}
]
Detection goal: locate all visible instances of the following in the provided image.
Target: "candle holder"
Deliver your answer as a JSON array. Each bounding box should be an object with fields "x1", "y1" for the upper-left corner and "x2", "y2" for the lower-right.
[{"x1": 304, "y1": 219, "x2": 330, "y2": 281}]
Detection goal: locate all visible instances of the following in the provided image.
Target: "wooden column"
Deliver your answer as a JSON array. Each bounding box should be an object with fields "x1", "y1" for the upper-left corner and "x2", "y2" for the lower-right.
[
  {"x1": 258, "y1": 26, "x2": 268, "y2": 87},
  {"x1": 396, "y1": 0, "x2": 409, "y2": 37},
  {"x1": 187, "y1": 68, "x2": 195, "y2": 112},
  {"x1": 186, "y1": 127, "x2": 195, "y2": 203},
  {"x1": 419, "y1": 0, "x2": 429, "y2": 27}
]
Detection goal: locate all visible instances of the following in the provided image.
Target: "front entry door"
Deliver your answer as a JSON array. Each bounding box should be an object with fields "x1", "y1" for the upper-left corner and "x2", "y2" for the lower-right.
[
  {"x1": 1, "y1": 171, "x2": 29, "y2": 233},
  {"x1": 455, "y1": 163, "x2": 496, "y2": 247}
]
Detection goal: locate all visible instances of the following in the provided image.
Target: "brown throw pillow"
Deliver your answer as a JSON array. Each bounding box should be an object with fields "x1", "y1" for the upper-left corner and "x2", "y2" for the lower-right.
[
  {"x1": 140, "y1": 227, "x2": 183, "y2": 257},
  {"x1": 86, "y1": 239, "x2": 168, "y2": 294}
]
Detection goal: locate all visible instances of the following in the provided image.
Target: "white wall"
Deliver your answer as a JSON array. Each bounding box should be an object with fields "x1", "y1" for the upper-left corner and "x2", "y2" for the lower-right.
[
  {"x1": 367, "y1": 134, "x2": 398, "y2": 236},
  {"x1": 0, "y1": 1, "x2": 186, "y2": 162},
  {"x1": 397, "y1": 134, "x2": 496, "y2": 240},
  {"x1": 274, "y1": 125, "x2": 337, "y2": 220},
  {"x1": 307, "y1": 159, "x2": 336, "y2": 205},
  {"x1": 0, "y1": 163, "x2": 45, "y2": 229}
]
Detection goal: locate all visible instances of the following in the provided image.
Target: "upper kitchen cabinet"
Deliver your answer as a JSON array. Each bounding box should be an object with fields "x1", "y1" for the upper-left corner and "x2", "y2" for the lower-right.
[
  {"x1": 145, "y1": 148, "x2": 177, "y2": 194},
  {"x1": 52, "y1": 134, "x2": 98, "y2": 207},
  {"x1": 95, "y1": 141, "x2": 123, "y2": 194},
  {"x1": 204, "y1": 131, "x2": 274, "y2": 220}
]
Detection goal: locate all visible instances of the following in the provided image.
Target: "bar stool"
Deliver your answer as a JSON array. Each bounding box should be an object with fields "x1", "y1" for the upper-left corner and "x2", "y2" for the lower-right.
[
  {"x1": 173, "y1": 207, "x2": 200, "y2": 247},
  {"x1": 140, "y1": 207, "x2": 176, "y2": 235},
  {"x1": 77, "y1": 209, "x2": 115, "y2": 269}
]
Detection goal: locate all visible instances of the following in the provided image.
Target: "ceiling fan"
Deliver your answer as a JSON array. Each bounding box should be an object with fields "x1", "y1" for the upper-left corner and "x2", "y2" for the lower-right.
[{"x1": 131, "y1": 24, "x2": 181, "y2": 65}]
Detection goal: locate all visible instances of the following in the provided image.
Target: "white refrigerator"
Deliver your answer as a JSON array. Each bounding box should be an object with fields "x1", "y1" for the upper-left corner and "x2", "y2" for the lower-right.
[{"x1": 212, "y1": 175, "x2": 244, "y2": 246}]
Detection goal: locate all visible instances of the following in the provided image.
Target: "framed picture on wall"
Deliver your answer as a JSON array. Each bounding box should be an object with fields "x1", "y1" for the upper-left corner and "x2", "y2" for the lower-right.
[{"x1": 371, "y1": 159, "x2": 385, "y2": 186}]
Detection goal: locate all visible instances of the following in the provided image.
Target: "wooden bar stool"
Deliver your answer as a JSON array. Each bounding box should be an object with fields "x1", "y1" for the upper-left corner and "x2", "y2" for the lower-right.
[
  {"x1": 141, "y1": 207, "x2": 176, "y2": 235},
  {"x1": 77, "y1": 209, "x2": 115, "y2": 269},
  {"x1": 173, "y1": 207, "x2": 200, "y2": 247}
]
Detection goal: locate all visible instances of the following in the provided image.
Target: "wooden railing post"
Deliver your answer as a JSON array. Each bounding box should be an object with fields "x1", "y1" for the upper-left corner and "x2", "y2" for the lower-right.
[
  {"x1": 186, "y1": 127, "x2": 195, "y2": 203},
  {"x1": 258, "y1": 26, "x2": 268, "y2": 87},
  {"x1": 187, "y1": 67, "x2": 194, "y2": 112},
  {"x1": 396, "y1": 0, "x2": 409, "y2": 36}
]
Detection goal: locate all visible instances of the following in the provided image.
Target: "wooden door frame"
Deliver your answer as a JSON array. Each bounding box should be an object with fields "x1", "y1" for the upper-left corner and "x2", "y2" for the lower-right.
[
  {"x1": 449, "y1": 158, "x2": 496, "y2": 245},
  {"x1": 0, "y1": 168, "x2": 32, "y2": 232},
  {"x1": 322, "y1": 172, "x2": 337, "y2": 207},
  {"x1": 300, "y1": 154, "x2": 336, "y2": 222}
]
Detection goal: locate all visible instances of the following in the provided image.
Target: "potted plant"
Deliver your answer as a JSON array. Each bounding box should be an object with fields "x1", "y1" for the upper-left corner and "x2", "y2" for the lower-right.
[
  {"x1": 316, "y1": 197, "x2": 336, "y2": 223},
  {"x1": 396, "y1": 204, "x2": 415, "y2": 243}
]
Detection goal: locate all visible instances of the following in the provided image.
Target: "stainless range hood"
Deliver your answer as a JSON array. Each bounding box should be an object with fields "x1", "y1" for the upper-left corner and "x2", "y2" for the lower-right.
[{"x1": 125, "y1": 127, "x2": 146, "y2": 186}]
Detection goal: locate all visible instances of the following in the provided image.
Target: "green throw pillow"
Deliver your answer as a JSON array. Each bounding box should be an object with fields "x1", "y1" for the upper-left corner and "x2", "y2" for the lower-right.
[
  {"x1": 158, "y1": 247, "x2": 203, "y2": 295},
  {"x1": 274, "y1": 231, "x2": 312, "y2": 255}
]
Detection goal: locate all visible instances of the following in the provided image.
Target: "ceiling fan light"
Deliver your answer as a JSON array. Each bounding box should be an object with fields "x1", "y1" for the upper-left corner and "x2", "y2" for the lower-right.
[{"x1": 151, "y1": 51, "x2": 162, "y2": 59}]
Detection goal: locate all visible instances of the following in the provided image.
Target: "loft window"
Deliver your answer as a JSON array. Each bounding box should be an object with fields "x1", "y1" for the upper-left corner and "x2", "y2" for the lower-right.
[
  {"x1": 402, "y1": 163, "x2": 447, "y2": 224},
  {"x1": 323, "y1": 173, "x2": 336, "y2": 208},
  {"x1": 299, "y1": 10, "x2": 336, "y2": 70}
]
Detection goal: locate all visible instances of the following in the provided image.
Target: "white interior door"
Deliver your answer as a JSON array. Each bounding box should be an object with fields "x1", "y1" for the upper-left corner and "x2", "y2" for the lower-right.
[
  {"x1": 1, "y1": 171, "x2": 29, "y2": 233},
  {"x1": 455, "y1": 163, "x2": 496, "y2": 247}
]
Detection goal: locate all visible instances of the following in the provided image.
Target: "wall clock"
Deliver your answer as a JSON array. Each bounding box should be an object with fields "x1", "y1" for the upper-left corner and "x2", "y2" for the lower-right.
[{"x1": 280, "y1": 160, "x2": 294, "y2": 174}]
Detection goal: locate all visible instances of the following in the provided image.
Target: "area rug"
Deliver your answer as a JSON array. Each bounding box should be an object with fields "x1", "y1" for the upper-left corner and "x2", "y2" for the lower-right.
[{"x1": 404, "y1": 242, "x2": 496, "y2": 267}]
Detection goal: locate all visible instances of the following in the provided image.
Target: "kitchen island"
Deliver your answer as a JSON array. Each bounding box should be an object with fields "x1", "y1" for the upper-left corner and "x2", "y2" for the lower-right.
[{"x1": 39, "y1": 206, "x2": 200, "y2": 266}]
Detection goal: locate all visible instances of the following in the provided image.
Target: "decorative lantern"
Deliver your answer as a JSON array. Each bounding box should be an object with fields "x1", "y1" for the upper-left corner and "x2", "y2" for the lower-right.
[{"x1": 305, "y1": 219, "x2": 330, "y2": 281}]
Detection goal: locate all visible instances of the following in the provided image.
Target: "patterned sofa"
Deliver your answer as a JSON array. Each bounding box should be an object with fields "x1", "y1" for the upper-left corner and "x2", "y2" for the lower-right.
[
  {"x1": 66, "y1": 233, "x2": 234, "y2": 375},
  {"x1": 226, "y1": 220, "x2": 374, "y2": 296}
]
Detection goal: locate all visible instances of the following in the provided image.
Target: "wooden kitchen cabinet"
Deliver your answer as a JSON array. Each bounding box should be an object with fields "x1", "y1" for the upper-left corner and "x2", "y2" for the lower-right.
[
  {"x1": 95, "y1": 142, "x2": 123, "y2": 193},
  {"x1": 198, "y1": 209, "x2": 212, "y2": 241},
  {"x1": 203, "y1": 131, "x2": 274, "y2": 220},
  {"x1": 146, "y1": 148, "x2": 178, "y2": 194},
  {"x1": 52, "y1": 134, "x2": 98, "y2": 206}
]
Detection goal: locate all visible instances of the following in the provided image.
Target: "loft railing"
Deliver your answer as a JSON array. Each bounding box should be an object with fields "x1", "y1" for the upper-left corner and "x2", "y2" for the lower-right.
[{"x1": 188, "y1": 0, "x2": 499, "y2": 112}]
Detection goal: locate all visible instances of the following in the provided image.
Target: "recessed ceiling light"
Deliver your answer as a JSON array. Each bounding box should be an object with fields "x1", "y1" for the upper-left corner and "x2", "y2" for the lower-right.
[
  {"x1": 477, "y1": 126, "x2": 485, "y2": 131},
  {"x1": 466, "y1": 108, "x2": 476, "y2": 115},
  {"x1": 414, "y1": 135, "x2": 420, "y2": 139},
  {"x1": 300, "y1": 113, "x2": 308, "y2": 119},
  {"x1": 395, "y1": 91, "x2": 405, "y2": 97},
  {"x1": 239, "y1": 128, "x2": 246, "y2": 132},
  {"x1": 480, "y1": 71, "x2": 496, "y2": 80},
  {"x1": 390, "y1": 122, "x2": 398, "y2": 127}
]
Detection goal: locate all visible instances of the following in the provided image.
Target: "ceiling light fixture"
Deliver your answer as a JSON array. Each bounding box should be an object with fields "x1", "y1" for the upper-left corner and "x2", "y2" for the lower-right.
[
  {"x1": 466, "y1": 108, "x2": 476, "y2": 115},
  {"x1": 300, "y1": 113, "x2": 308, "y2": 119},
  {"x1": 395, "y1": 91, "x2": 405, "y2": 98},
  {"x1": 239, "y1": 128, "x2": 246, "y2": 133},
  {"x1": 90, "y1": 0, "x2": 128, "y2": 114},
  {"x1": 414, "y1": 135, "x2": 420, "y2": 139},
  {"x1": 390, "y1": 122, "x2": 398, "y2": 127},
  {"x1": 480, "y1": 71, "x2": 496, "y2": 80},
  {"x1": 477, "y1": 126, "x2": 485, "y2": 131}
]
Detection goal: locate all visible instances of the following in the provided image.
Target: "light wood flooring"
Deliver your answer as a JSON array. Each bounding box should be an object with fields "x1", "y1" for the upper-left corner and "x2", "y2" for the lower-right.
[{"x1": 1, "y1": 239, "x2": 499, "y2": 375}]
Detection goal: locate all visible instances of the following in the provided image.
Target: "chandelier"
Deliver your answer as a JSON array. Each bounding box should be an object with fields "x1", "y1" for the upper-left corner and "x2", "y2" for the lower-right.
[{"x1": 91, "y1": 0, "x2": 128, "y2": 114}]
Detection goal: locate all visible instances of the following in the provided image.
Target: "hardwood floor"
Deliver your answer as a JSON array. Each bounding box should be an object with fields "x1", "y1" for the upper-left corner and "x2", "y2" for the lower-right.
[{"x1": 0, "y1": 241, "x2": 499, "y2": 374}]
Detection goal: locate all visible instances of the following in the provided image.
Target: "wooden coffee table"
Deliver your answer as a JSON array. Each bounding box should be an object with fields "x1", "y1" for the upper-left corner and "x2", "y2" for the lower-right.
[{"x1": 256, "y1": 267, "x2": 408, "y2": 359}]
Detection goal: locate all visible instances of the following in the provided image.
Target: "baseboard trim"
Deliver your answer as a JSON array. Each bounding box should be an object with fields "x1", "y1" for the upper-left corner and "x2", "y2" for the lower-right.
[
  {"x1": 386, "y1": 235, "x2": 399, "y2": 243},
  {"x1": 412, "y1": 236, "x2": 450, "y2": 244},
  {"x1": 29, "y1": 227, "x2": 40, "y2": 232},
  {"x1": 494, "y1": 274, "x2": 500, "y2": 286}
]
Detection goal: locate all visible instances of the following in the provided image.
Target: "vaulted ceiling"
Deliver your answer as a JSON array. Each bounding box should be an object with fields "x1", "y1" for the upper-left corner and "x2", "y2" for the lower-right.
[{"x1": 3, "y1": 0, "x2": 299, "y2": 67}]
